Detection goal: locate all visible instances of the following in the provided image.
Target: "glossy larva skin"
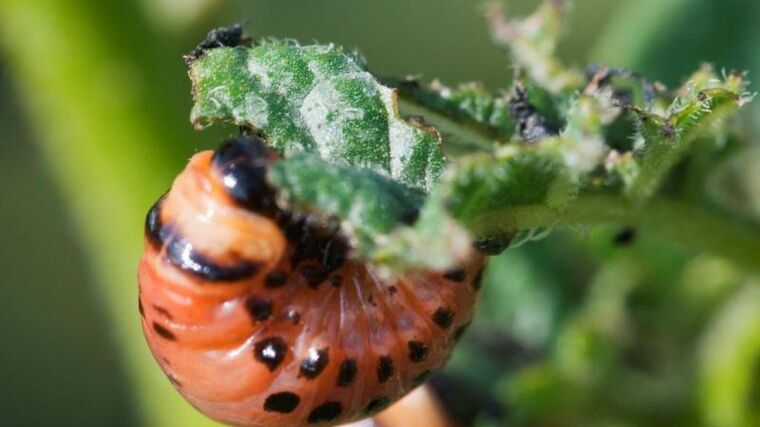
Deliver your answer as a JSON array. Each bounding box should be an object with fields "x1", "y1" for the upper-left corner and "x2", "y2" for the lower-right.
[{"x1": 138, "y1": 137, "x2": 485, "y2": 427}]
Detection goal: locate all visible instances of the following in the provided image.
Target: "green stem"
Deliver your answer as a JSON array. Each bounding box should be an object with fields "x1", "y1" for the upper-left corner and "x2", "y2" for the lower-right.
[{"x1": 468, "y1": 195, "x2": 760, "y2": 270}]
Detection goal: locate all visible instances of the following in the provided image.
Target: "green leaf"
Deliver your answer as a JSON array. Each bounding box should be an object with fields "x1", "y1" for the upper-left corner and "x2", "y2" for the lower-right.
[
  {"x1": 486, "y1": 0, "x2": 584, "y2": 94},
  {"x1": 189, "y1": 42, "x2": 447, "y2": 192},
  {"x1": 267, "y1": 154, "x2": 424, "y2": 258},
  {"x1": 626, "y1": 68, "x2": 752, "y2": 199}
]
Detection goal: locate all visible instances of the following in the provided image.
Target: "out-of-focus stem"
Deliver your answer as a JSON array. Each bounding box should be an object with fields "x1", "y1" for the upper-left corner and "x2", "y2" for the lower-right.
[
  {"x1": 0, "y1": 1, "x2": 215, "y2": 426},
  {"x1": 468, "y1": 195, "x2": 760, "y2": 271}
]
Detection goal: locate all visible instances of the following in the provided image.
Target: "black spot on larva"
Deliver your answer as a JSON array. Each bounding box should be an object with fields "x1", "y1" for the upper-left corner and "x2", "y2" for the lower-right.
[
  {"x1": 433, "y1": 307, "x2": 454, "y2": 329},
  {"x1": 264, "y1": 270, "x2": 288, "y2": 288},
  {"x1": 299, "y1": 347, "x2": 329, "y2": 379},
  {"x1": 443, "y1": 267, "x2": 466, "y2": 282},
  {"x1": 138, "y1": 298, "x2": 145, "y2": 317},
  {"x1": 164, "y1": 234, "x2": 262, "y2": 282},
  {"x1": 453, "y1": 322, "x2": 471, "y2": 342},
  {"x1": 414, "y1": 370, "x2": 432, "y2": 386},
  {"x1": 321, "y1": 238, "x2": 347, "y2": 272},
  {"x1": 473, "y1": 267, "x2": 485, "y2": 291},
  {"x1": 300, "y1": 264, "x2": 328, "y2": 288},
  {"x1": 388, "y1": 286, "x2": 398, "y2": 295},
  {"x1": 329, "y1": 275, "x2": 343, "y2": 288},
  {"x1": 212, "y1": 136, "x2": 277, "y2": 214},
  {"x1": 152, "y1": 322, "x2": 176, "y2": 341},
  {"x1": 185, "y1": 23, "x2": 248, "y2": 64},
  {"x1": 245, "y1": 296, "x2": 272, "y2": 322},
  {"x1": 254, "y1": 337, "x2": 287, "y2": 372},
  {"x1": 408, "y1": 341, "x2": 428, "y2": 363},
  {"x1": 286, "y1": 309, "x2": 301, "y2": 324},
  {"x1": 377, "y1": 356, "x2": 394, "y2": 383},
  {"x1": 613, "y1": 227, "x2": 637, "y2": 246},
  {"x1": 153, "y1": 305, "x2": 173, "y2": 320},
  {"x1": 337, "y1": 359, "x2": 357, "y2": 387},
  {"x1": 364, "y1": 397, "x2": 391, "y2": 414},
  {"x1": 474, "y1": 233, "x2": 512, "y2": 255},
  {"x1": 307, "y1": 401, "x2": 342, "y2": 423},
  {"x1": 263, "y1": 392, "x2": 300, "y2": 414}
]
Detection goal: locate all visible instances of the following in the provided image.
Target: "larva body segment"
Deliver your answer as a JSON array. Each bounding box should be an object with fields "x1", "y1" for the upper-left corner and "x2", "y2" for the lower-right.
[{"x1": 138, "y1": 137, "x2": 484, "y2": 427}]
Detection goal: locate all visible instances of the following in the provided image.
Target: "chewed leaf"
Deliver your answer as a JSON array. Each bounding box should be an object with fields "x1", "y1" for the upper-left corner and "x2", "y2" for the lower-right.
[
  {"x1": 267, "y1": 154, "x2": 425, "y2": 258},
  {"x1": 626, "y1": 69, "x2": 751, "y2": 199},
  {"x1": 189, "y1": 42, "x2": 447, "y2": 192},
  {"x1": 486, "y1": 0, "x2": 583, "y2": 94}
]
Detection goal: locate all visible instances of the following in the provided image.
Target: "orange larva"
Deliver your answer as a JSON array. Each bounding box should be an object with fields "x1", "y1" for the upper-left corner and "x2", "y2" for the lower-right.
[{"x1": 138, "y1": 136, "x2": 485, "y2": 426}]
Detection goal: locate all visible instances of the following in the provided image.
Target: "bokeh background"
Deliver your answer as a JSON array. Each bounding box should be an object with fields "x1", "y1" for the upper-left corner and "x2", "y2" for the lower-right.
[{"x1": 1, "y1": 0, "x2": 759, "y2": 426}]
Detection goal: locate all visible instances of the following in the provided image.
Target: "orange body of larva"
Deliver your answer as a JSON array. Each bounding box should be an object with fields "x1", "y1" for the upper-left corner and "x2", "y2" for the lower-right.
[{"x1": 138, "y1": 137, "x2": 485, "y2": 427}]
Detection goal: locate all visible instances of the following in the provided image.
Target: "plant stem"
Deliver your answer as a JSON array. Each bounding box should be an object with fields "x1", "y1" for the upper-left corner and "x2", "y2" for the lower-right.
[{"x1": 467, "y1": 195, "x2": 760, "y2": 271}]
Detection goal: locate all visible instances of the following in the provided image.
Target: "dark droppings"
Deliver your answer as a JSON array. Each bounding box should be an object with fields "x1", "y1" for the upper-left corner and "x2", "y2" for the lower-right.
[
  {"x1": 508, "y1": 84, "x2": 558, "y2": 143},
  {"x1": 184, "y1": 23, "x2": 249, "y2": 64},
  {"x1": 474, "y1": 233, "x2": 512, "y2": 255},
  {"x1": 254, "y1": 337, "x2": 288, "y2": 372},
  {"x1": 307, "y1": 401, "x2": 343, "y2": 423},
  {"x1": 263, "y1": 392, "x2": 300, "y2": 414}
]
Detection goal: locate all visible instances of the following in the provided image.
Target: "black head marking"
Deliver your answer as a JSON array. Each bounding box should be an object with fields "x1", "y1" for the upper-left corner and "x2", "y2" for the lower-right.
[
  {"x1": 307, "y1": 401, "x2": 342, "y2": 424},
  {"x1": 433, "y1": 307, "x2": 454, "y2": 329},
  {"x1": 212, "y1": 136, "x2": 277, "y2": 214},
  {"x1": 299, "y1": 347, "x2": 329, "y2": 379},
  {"x1": 254, "y1": 337, "x2": 287, "y2": 372},
  {"x1": 263, "y1": 392, "x2": 300, "y2": 413},
  {"x1": 337, "y1": 359, "x2": 357, "y2": 387},
  {"x1": 408, "y1": 341, "x2": 428, "y2": 363},
  {"x1": 245, "y1": 296, "x2": 272, "y2": 322},
  {"x1": 377, "y1": 356, "x2": 394, "y2": 383},
  {"x1": 152, "y1": 322, "x2": 176, "y2": 341}
]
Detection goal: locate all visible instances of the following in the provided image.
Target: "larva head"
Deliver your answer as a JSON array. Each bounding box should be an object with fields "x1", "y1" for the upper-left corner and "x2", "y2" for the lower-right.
[{"x1": 138, "y1": 136, "x2": 485, "y2": 426}]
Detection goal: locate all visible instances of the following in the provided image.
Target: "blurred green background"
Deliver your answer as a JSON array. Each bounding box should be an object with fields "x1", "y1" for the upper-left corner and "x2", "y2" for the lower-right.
[{"x1": 1, "y1": 0, "x2": 758, "y2": 426}]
